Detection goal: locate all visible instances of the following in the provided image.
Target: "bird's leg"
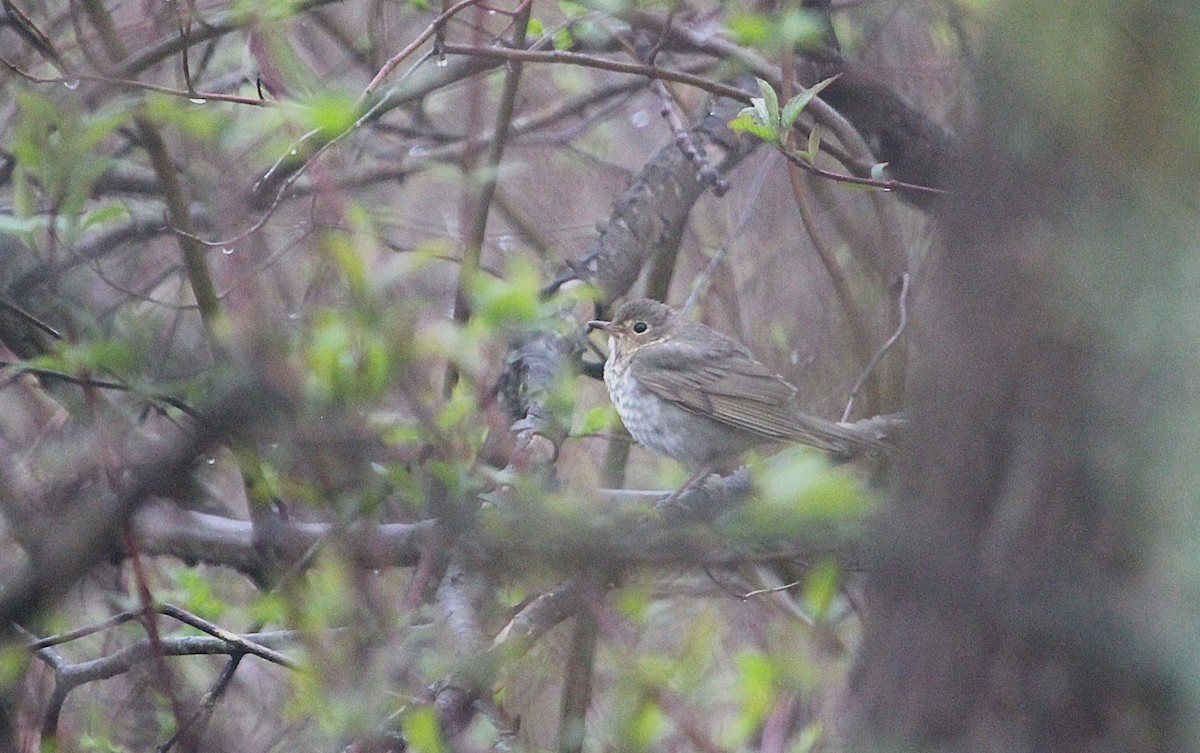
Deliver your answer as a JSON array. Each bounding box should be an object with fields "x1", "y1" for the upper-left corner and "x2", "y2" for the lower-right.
[{"x1": 659, "y1": 464, "x2": 715, "y2": 509}]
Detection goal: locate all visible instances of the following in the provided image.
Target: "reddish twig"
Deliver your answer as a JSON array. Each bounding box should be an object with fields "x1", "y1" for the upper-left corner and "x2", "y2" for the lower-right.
[
  {"x1": 360, "y1": 0, "x2": 481, "y2": 100},
  {"x1": 779, "y1": 145, "x2": 946, "y2": 199},
  {"x1": 123, "y1": 527, "x2": 191, "y2": 750},
  {"x1": 1, "y1": 57, "x2": 269, "y2": 106}
]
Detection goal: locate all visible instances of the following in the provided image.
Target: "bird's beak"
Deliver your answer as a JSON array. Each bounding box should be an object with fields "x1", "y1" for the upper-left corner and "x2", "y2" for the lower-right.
[{"x1": 587, "y1": 319, "x2": 617, "y2": 334}]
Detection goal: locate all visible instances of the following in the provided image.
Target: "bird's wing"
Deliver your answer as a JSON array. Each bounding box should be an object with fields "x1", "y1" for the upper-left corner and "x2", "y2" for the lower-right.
[
  {"x1": 631, "y1": 334, "x2": 890, "y2": 455},
  {"x1": 630, "y1": 335, "x2": 806, "y2": 438}
]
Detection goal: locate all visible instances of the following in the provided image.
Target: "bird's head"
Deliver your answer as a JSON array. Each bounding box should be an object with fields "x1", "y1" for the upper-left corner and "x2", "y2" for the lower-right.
[{"x1": 587, "y1": 299, "x2": 675, "y2": 357}]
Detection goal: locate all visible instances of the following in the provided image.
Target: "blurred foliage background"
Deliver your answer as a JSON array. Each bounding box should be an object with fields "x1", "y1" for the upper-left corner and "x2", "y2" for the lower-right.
[{"x1": 1, "y1": 0, "x2": 1196, "y2": 751}]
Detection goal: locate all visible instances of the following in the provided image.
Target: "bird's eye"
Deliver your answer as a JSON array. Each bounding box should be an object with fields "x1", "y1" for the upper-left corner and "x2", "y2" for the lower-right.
[{"x1": 632, "y1": 321, "x2": 648, "y2": 334}]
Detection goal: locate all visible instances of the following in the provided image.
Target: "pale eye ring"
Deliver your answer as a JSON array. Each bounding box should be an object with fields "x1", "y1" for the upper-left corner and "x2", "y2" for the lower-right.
[{"x1": 632, "y1": 321, "x2": 648, "y2": 334}]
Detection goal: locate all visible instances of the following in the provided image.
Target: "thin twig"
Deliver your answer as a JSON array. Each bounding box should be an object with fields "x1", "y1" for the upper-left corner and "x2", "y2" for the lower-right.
[
  {"x1": 177, "y1": 0, "x2": 198, "y2": 98},
  {"x1": 779, "y1": 145, "x2": 946, "y2": 199},
  {"x1": 126, "y1": 526, "x2": 193, "y2": 750},
  {"x1": 3, "y1": 43, "x2": 268, "y2": 106},
  {"x1": 24, "y1": 611, "x2": 140, "y2": 650},
  {"x1": 0, "y1": 0, "x2": 67, "y2": 72},
  {"x1": 0, "y1": 361, "x2": 200, "y2": 418},
  {"x1": 786, "y1": 149, "x2": 880, "y2": 413},
  {"x1": 158, "y1": 604, "x2": 298, "y2": 669},
  {"x1": 652, "y1": 79, "x2": 729, "y2": 196},
  {"x1": 682, "y1": 153, "x2": 775, "y2": 315},
  {"x1": 447, "y1": 0, "x2": 533, "y2": 393},
  {"x1": 842, "y1": 272, "x2": 910, "y2": 422},
  {"x1": 156, "y1": 651, "x2": 244, "y2": 753},
  {"x1": 360, "y1": 0, "x2": 482, "y2": 100},
  {"x1": 115, "y1": 0, "x2": 344, "y2": 79},
  {"x1": 440, "y1": 43, "x2": 752, "y2": 103}
]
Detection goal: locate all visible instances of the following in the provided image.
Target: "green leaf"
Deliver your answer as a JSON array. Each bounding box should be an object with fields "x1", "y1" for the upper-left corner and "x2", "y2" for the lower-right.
[
  {"x1": 776, "y1": 9, "x2": 825, "y2": 50},
  {"x1": 322, "y1": 231, "x2": 370, "y2": 296},
  {"x1": 251, "y1": 592, "x2": 289, "y2": 626},
  {"x1": 0, "y1": 646, "x2": 28, "y2": 686},
  {"x1": 553, "y1": 27, "x2": 574, "y2": 50},
  {"x1": 756, "y1": 78, "x2": 780, "y2": 129},
  {"x1": 794, "y1": 722, "x2": 824, "y2": 753},
  {"x1": 734, "y1": 650, "x2": 777, "y2": 736},
  {"x1": 727, "y1": 13, "x2": 773, "y2": 46},
  {"x1": 170, "y1": 569, "x2": 228, "y2": 622},
  {"x1": 781, "y1": 99, "x2": 805, "y2": 131},
  {"x1": 231, "y1": 0, "x2": 309, "y2": 21},
  {"x1": 0, "y1": 213, "x2": 48, "y2": 236},
  {"x1": 468, "y1": 263, "x2": 542, "y2": 328},
  {"x1": 780, "y1": 74, "x2": 840, "y2": 130},
  {"x1": 802, "y1": 559, "x2": 841, "y2": 619},
  {"x1": 81, "y1": 203, "x2": 133, "y2": 231},
  {"x1": 634, "y1": 654, "x2": 676, "y2": 686},
  {"x1": 79, "y1": 731, "x2": 127, "y2": 753},
  {"x1": 528, "y1": 17, "x2": 545, "y2": 37},
  {"x1": 403, "y1": 707, "x2": 447, "y2": 753},
  {"x1": 143, "y1": 93, "x2": 229, "y2": 141},
  {"x1": 558, "y1": 0, "x2": 586, "y2": 17},
  {"x1": 728, "y1": 111, "x2": 778, "y2": 143},
  {"x1": 728, "y1": 9, "x2": 824, "y2": 51},
  {"x1": 307, "y1": 313, "x2": 355, "y2": 396},
  {"x1": 806, "y1": 124, "x2": 822, "y2": 159},
  {"x1": 10, "y1": 93, "x2": 127, "y2": 224},
  {"x1": 614, "y1": 582, "x2": 652, "y2": 624},
  {"x1": 48, "y1": 340, "x2": 137, "y2": 374},
  {"x1": 574, "y1": 405, "x2": 617, "y2": 436},
  {"x1": 436, "y1": 381, "x2": 478, "y2": 432},
  {"x1": 755, "y1": 448, "x2": 872, "y2": 522},
  {"x1": 723, "y1": 449, "x2": 873, "y2": 550},
  {"x1": 79, "y1": 107, "x2": 131, "y2": 153},
  {"x1": 750, "y1": 98, "x2": 770, "y2": 127},
  {"x1": 303, "y1": 309, "x2": 393, "y2": 403},
  {"x1": 418, "y1": 319, "x2": 484, "y2": 378},
  {"x1": 378, "y1": 420, "x2": 425, "y2": 447},
  {"x1": 292, "y1": 91, "x2": 361, "y2": 135},
  {"x1": 630, "y1": 699, "x2": 668, "y2": 749},
  {"x1": 791, "y1": 125, "x2": 822, "y2": 162},
  {"x1": 10, "y1": 92, "x2": 57, "y2": 169}
]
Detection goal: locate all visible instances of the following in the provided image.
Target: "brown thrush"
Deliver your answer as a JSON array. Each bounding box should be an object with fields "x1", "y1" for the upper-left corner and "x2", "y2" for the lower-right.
[{"x1": 587, "y1": 299, "x2": 890, "y2": 486}]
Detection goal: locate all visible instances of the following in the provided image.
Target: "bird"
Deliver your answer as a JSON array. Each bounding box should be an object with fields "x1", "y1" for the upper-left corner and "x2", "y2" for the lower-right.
[{"x1": 587, "y1": 299, "x2": 892, "y2": 490}]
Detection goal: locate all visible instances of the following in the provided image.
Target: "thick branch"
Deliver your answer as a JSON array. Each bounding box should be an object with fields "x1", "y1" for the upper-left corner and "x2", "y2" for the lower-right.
[{"x1": 549, "y1": 88, "x2": 758, "y2": 303}]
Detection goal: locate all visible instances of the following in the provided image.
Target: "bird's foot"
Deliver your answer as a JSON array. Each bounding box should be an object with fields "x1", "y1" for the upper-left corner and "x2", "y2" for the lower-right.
[{"x1": 655, "y1": 466, "x2": 716, "y2": 513}]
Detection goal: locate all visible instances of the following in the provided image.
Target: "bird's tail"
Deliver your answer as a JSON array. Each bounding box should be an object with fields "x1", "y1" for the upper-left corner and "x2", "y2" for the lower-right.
[{"x1": 790, "y1": 412, "x2": 904, "y2": 457}]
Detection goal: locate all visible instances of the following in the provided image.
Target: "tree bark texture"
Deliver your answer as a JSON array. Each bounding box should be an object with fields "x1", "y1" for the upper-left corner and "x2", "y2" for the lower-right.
[{"x1": 849, "y1": 3, "x2": 1200, "y2": 752}]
